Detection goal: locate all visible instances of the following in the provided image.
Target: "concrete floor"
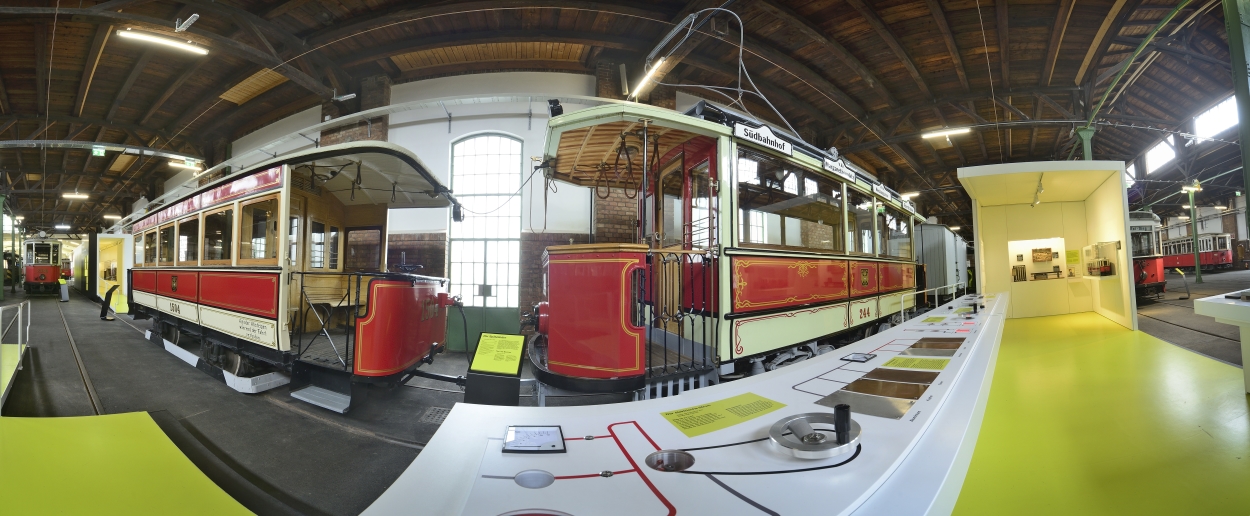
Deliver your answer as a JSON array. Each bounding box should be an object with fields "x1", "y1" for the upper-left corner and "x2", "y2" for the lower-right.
[
  {"x1": 1136, "y1": 268, "x2": 1250, "y2": 366},
  {"x1": 0, "y1": 289, "x2": 472, "y2": 515}
]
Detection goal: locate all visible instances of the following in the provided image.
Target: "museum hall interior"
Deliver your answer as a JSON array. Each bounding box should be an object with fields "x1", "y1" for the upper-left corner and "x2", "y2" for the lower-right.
[{"x1": 0, "y1": 1, "x2": 1248, "y2": 514}]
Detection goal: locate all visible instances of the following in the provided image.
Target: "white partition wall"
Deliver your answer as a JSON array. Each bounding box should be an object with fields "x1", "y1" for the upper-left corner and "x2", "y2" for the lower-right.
[{"x1": 959, "y1": 161, "x2": 1137, "y2": 330}]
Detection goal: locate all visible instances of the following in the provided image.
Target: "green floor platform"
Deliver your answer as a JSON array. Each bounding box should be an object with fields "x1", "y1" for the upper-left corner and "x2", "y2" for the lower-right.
[
  {"x1": 955, "y1": 312, "x2": 1250, "y2": 514},
  {"x1": 0, "y1": 343, "x2": 24, "y2": 407},
  {"x1": 0, "y1": 411, "x2": 249, "y2": 515}
]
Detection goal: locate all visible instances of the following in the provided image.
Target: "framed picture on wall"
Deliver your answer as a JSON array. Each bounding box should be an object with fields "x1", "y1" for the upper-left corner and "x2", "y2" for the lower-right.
[
  {"x1": 1052, "y1": 251, "x2": 1060, "y2": 259},
  {"x1": 1032, "y1": 248, "x2": 1052, "y2": 262},
  {"x1": 1016, "y1": 254, "x2": 1023, "y2": 262}
]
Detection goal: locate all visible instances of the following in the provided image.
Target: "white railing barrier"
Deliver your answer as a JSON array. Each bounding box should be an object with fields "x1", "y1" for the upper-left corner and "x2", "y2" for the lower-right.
[{"x1": 897, "y1": 282, "x2": 968, "y2": 322}]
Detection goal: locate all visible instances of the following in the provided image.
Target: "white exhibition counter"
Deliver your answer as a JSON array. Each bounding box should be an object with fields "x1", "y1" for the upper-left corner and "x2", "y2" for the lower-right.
[{"x1": 365, "y1": 293, "x2": 1008, "y2": 516}]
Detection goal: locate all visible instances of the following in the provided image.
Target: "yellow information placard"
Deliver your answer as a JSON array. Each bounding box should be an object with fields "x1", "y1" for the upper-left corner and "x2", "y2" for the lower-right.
[
  {"x1": 953, "y1": 307, "x2": 973, "y2": 314},
  {"x1": 660, "y1": 392, "x2": 785, "y2": 437},
  {"x1": 469, "y1": 333, "x2": 526, "y2": 376},
  {"x1": 883, "y1": 356, "x2": 950, "y2": 371},
  {"x1": 1066, "y1": 250, "x2": 1081, "y2": 265},
  {"x1": 922, "y1": 316, "x2": 946, "y2": 323}
]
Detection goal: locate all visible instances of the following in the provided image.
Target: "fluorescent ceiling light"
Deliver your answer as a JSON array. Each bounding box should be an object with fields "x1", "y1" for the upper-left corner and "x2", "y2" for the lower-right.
[
  {"x1": 1178, "y1": 216, "x2": 1190, "y2": 220},
  {"x1": 117, "y1": 29, "x2": 208, "y2": 55},
  {"x1": 55, "y1": 224, "x2": 70, "y2": 230},
  {"x1": 1182, "y1": 204, "x2": 1191, "y2": 209},
  {"x1": 169, "y1": 160, "x2": 202, "y2": 170},
  {"x1": 921, "y1": 127, "x2": 970, "y2": 139},
  {"x1": 62, "y1": 193, "x2": 88, "y2": 199},
  {"x1": 1214, "y1": 204, "x2": 1227, "y2": 210},
  {"x1": 949, "y1": 226, "x2": 961, "y2": 231},
  {"x1": 628, "y1": 57, "x2": 665, "y2": 100},
  {"x1": 103, "y1": 214, "x2": 122, "y2": 220},
  {"x1": 900, "y1": 191, "x2": 919, "y2": 199}
]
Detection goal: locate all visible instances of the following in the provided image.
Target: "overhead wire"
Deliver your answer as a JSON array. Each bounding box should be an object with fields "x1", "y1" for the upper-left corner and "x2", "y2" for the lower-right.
[{"x1": 971, "y1": 0, "x2": 1005, "y2": 164}]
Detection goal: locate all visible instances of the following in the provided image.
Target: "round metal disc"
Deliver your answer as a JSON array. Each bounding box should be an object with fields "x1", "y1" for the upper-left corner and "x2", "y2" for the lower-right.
[{"x1": 768, "y1": 412, "x2": 861, "y2": 460}]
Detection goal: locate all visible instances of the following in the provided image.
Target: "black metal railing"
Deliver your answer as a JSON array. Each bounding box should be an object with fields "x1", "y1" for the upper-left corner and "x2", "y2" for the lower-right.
[{"x1": 634, "y1": 250, "x2": 718, "y2": 380}]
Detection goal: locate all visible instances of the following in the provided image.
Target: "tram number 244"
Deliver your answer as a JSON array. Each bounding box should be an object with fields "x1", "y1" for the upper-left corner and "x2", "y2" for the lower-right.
[{"x1": 857, "y1": 307, "x2": 872, "y2": 319}]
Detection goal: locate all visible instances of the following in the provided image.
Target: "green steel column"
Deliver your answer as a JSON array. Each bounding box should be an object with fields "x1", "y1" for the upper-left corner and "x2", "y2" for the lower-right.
[
  {"x1": 1076, "y1": 127, "x2": 1096, "y2": 161},
  {"x1": 9, "y1": 215, "x2": 13, "y2": 294},
  {"x1": 1224, "y1": 0, "x2": 1250, "y2": 246},
  {"x1": 1190, "y1": 189, "x2": 1203, "y2": 284}
]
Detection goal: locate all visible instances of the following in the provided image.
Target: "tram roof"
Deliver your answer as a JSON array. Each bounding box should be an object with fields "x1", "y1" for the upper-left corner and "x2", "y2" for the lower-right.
[
  {"x1": 264, "y1": 141, "x2": 456, "y2": 210},
  {"x1": 118, "y1": 142, "x2": 456, "y2": 231}
]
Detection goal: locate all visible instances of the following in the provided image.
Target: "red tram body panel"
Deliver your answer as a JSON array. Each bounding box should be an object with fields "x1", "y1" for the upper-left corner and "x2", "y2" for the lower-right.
[
  {"x1": 1161, "y1": 249, "x2": 1232, "y2": 269},
  {"x1": 542, "y1": 246, "x2": 648, "y2": 380},
  {"x1": 731, "y1": 256, "x2": 849, "y2": 313},
  {"x1": 353, "y1": 279, "x2": 448, "y2": 377},
  {"x1": 198, "y1": 272, "x2": 280, "y2": 319}
]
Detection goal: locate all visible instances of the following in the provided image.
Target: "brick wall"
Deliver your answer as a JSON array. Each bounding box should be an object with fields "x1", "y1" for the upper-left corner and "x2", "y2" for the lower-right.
[
  {"x1": 594, "y1": 187, "x2": 639, "y2": 243},
  {"x1": 518, "y1": 232, "x2": 590, "y2": 321},
  {"x1": 386, "y1": 232, "x2": 446, "y2": 277},
  {"x1": 321, "y1": 74, "x2": 391, "y2": 145},
  {"x1": 595, "y1": 59, "x2": 623, "y2": 100}
]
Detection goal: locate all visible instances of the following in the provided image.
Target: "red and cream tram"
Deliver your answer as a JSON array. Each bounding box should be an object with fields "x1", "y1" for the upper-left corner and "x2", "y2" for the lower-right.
[
  {"x1": 526, "y1": 102, "x2": 925, "y2": 395},
  {"x1": 1129, "y1": 211, "x2": 1166, "y2": 298},
  {"x1": 1161, "y1": 232, "x2": 1234, "y2": 271},
  {"x1": 125, "y1": 142, "x2": 461, "y2": 413},
  {"x1": 24, "y1": 235, "x2": 63, "y2": 294}
]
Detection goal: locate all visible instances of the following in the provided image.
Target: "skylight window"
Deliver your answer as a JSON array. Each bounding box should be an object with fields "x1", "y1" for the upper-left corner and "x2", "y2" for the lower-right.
[
  {"x1": 1194, "y1": 96, "x2": 1238, "y2": 140},
  {"x1": 1145, "y1": 136, "x2": 1175, "y2": 174},
  {"x1": 1124, "y1": 163, "x2": 1136, "y2": 188}
]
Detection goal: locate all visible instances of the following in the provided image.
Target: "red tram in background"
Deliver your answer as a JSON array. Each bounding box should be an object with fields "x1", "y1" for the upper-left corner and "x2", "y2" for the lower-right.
[
  {"x1": 1129, "y1": 211, "x2": 1166, "y2": 298},
  {"x1": 125, "y1": 142, "x2": 461, "y2": 413},
  {"x1": 1161, "y1": 232, "x2": 1233, "y2": 271},
  {"x1": 24, "y1": 235, "x2": 63, "y2": 294}
]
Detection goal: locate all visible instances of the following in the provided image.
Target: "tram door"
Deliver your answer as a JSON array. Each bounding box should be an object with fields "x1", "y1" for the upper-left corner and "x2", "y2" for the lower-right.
[
  {"x1": 287, "y1": 197, "x2": 305, "y2": 327},
  {"x1": 649, "y1": 154, "x2": 715, "y2": 335}
]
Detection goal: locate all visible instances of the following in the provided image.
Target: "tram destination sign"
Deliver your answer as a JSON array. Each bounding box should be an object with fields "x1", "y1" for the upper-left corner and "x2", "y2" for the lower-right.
[
  {"x1": 734, "y1": 123, "x2": 792, "y2": 156},
  {"x1": 822, "y1": 157, "x2": 855, "y2": 182}
]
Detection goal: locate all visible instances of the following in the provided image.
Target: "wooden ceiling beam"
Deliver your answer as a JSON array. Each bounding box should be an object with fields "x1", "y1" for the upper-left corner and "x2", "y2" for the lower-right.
[
  {"x1": 0, "y1": 6, "x2": 333, "y2": 98},
  {"x1": 0, "y1": 114, "x2": 181, "y2": 143},
  {"x1": 105, "y1": 48, "x2": 156, "y2": 123},
  {"x1": 922, "y1": 0, "x2": 970, "y2": 91},
  {"x1": 166, "y1": 65, "x2": 263, "y2": 134},
  {"x1": 828, "y1": 86, "x2": 1080, "y2": 135},
  {"x1": 752, "y1": 0, "x2": 898, "y2": 106},
  {"x1": 34, "y1": 24, "x2": 47, "y2": 115},
  {"x1": 74, "y1": 24, "x2": 112, "y2": 118},
  {"x1": 139, "y1": 60, "x2": 207, "y2": 126},
  {"x1": 1040, "y1": 0, "x2": 1076, "y2": 86},
  {"x1": 844, "y1": 0, "x2": 931, "y2": 98},
  {"x1": 338, "y1": 30, "x2": 649, "y2": 69},
  {"x1": 996, "y1": 0, "x2": 1010, "y2": 88},
  {"x1": 0, "y1": 67, "x2": 11, "y2": 115},
  {"x1": 260, "y1": 0, "x2": 318, "y2": 20},
  {"x1": 306, "y1": 1, "x2": 667, "y2": 49}
]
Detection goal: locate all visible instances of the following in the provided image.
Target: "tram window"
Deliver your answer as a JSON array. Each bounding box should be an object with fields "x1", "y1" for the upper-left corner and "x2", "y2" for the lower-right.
[
  {"x1": 880, "y1": 205, "x2": 912, "y2": 259},
  {"x1": 178, "y1": 217, "x2": 199, "y2": 264},
  {"x1": 144, "y1": 230, "x2": 157, "y2": 264},
  {"x1": 29, "y1": 243, "x2": 53, "y2": 264},
  {"x1": 158, "y1": 224, "x2": 175, "y2": 265},
  {"x1": 1218, "y1": 237, "x2": 1228, "y2": 250},
  {"x1": 345, "y1": 227, "x2": 382, "y2": 271},
  {"x1": 1132, "y1": 232, "x2": 1154, "y2": 257},
  {"x1": 310, "y1": 221, "x2": 326, "y2": 268},
  {"x1": 202, "y1": 207, "x2": 234, "y2": 264},
  {"x1": 238, "y1": 196, "x2": 279, "y2": 264},
  {"x1": 736, "y1": 150, "x2": 844, "y2": 252},
  {"x1": 847, "y1": 189, "x2": 875, "y2": 254},
  {"x1": 288, "y1": 216, "x2": 300, "y2": 267},
  {"x1": 329, "y1": 226, "x2": 340, "y2": 269},
  {"x1": 134, "y1": 232, "x2": 144, "y2": 266}
]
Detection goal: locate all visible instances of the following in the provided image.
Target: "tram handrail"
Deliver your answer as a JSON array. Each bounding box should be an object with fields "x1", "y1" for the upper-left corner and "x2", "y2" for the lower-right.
[{"x1": 895, "y1": 281, "x2": 969, "y2": 322}]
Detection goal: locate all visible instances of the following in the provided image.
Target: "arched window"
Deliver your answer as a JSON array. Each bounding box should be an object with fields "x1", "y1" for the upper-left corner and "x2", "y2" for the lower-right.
[{"x1": 448, "y1": 134, "x2": 523, "y2": 307}]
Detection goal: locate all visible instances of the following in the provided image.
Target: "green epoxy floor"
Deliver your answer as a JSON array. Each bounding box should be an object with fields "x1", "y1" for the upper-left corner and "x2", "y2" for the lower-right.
[
  {"x1": 0, "y1": 412, "x2": 249, "y2": 515},
  {"x1": 955, "y1": 312, "x2": 1250, "y2": 515},
  {"x1": 0, "y1": 343, "x2": 23, "y2": 403}
]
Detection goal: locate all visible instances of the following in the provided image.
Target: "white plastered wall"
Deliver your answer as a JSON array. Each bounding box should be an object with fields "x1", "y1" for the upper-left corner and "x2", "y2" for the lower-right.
[
  {"x1": 966, "y1": 161, "x2": 1136, "y2": 330},
  {"x1": 225, "y1": 72, "x2": 601, "y2": 235}
]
